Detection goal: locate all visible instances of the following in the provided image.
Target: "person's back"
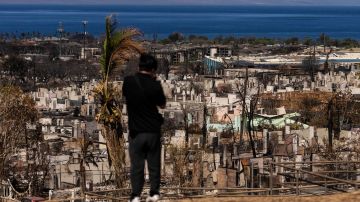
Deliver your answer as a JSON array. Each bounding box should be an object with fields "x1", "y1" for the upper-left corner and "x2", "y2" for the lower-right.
[
  {"x1": 123, "y1": 53, "x2": 166, "y2": 202},
  {"x1": 123, "y1": 72, "x2": 165, "y2": 137}
]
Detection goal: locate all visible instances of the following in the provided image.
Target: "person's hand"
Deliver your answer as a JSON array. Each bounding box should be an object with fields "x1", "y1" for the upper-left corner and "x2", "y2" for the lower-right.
[{"x1": 151, "y1": 69, "x2": 157, "y2": 79}]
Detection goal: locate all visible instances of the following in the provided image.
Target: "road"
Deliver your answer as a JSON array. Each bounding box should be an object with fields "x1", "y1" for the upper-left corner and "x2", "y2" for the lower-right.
[{"x1": 173, "y1": 191, "x2": 360, "y2": 202}]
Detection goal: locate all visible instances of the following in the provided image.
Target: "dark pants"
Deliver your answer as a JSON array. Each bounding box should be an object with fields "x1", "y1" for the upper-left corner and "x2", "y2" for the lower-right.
[{"x1": 129, "y1": 132, "x2": 161, "y2": 198}]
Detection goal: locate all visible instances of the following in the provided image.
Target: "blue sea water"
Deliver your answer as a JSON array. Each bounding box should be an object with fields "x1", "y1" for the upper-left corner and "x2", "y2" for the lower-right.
[{"x1": 0, "y1": 4, "x2": 360, "y2": 39}]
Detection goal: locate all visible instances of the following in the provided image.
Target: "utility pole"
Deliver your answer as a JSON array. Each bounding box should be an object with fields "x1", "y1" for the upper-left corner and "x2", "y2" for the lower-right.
[
  {"x1": 202, "y1": 104, "x2": 207, "y2": 149},
  {"x1": 185, "y1": 49, "x2": 189, "y2": 74},
  {"x1": 82, "y1": 21, "x2": 88, "y2": 60},
  {"x1": 311, "y1": 41, "x2": 317, "y2": 83},
  {"x1": 239, "y1": 65, "x2": 248, "y2": 145},
  {"x1": 33, "y1": 48, "x2": 36, "y2": 89},
  {"x1": 322, "y1": 33, "x2": 327, "y2": 53},
  {"x1": 57, "y1": 22, "x2": 64, "y2": 57},
  {"x1": 153, "y1": 33, "x2": 158, "y2": 43}
]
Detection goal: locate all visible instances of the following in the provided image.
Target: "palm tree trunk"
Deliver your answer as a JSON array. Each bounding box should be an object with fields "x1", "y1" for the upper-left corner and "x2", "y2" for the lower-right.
[{"x1": 104, "y1": 127, "x2": 126, "y2": 187}]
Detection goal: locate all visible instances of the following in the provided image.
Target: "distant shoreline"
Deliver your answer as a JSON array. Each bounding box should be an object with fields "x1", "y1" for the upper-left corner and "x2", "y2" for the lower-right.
[
  {"x1": 1, "y1": 4, "x2": 360, "y2": 7},
  {"x1": 0, "y1": 5, "x2": 360, "y2": 39}
]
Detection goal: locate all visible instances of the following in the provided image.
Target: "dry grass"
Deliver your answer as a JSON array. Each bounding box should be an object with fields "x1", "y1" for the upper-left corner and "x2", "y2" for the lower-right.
[{"x1": 174, "y1": 191, "x2": 360, "y2": 202}]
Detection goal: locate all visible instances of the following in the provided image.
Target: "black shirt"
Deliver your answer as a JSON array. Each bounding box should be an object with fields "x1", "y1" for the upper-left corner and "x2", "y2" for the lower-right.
[{"x1": 123, "y1": 73, "x2": 166, "y2": 136}]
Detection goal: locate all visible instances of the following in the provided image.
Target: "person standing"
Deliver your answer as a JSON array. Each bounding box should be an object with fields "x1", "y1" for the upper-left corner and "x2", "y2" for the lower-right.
[{"x1": 123, "y1": 53, "x2": 166, "y2": 202}]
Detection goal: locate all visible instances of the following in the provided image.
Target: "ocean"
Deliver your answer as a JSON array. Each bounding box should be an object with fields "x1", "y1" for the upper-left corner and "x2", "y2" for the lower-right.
[{"x1": 0, "y1": 4, "x2": 360, "y2": 39}]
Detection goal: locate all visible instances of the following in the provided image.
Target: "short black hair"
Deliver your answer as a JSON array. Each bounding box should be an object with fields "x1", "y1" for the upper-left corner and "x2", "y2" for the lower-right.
[{"x1": 139, "y1": 53, "x2": 157, "y2": 72}]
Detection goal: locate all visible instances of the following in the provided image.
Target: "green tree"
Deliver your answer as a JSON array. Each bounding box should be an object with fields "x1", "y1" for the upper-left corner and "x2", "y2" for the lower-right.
[
  {"x1": 340, "y1": 38, "x2": 359, "y2": 48},
  {"x1": 285, "y1": 37, "x2": 299, "y2": 45},
  {"x1": 95, "y1": 15, "x2": 143, "y2": 188},
  {"x1": 213, "y1": 35, "x2": 224, "y2": 44},
  {"x1": 2, "y1": 55, "x2": 30, "y2": 83},
  {"x1": 188, "y1": 35, "x2": 208, "y2": 44},
  {"x1": 319, "y1": 33, "x2": 331, "y2": 47},
  {"x1": 303, "y1": 37, "x2": 313, "y2": 46},
  {"x1": 168, "y1": 32, "x2": 185, "y2": 43}
]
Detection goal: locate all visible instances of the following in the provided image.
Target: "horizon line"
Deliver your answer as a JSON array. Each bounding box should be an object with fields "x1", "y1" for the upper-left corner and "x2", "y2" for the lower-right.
[{"x1": 0, "y1": 3, "x2": 360, "y2": 6}]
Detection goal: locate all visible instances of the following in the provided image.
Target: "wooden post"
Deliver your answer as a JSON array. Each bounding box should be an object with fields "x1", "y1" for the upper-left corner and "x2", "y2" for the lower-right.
[
  {"x1": 259, "y1": 174, "x2": 262, "y2": 189},
  {"x1": 59, "y1": 164, "x2": 62, "y2": 189},
  {"x1": 296, "y1": 170, "x2": 300, "y2": 195},
  {"x1": 269, "y1": 162, "x2": 273, "y2": 195},
  {"x1": 251, "y1": 162, "x2": 254, "y2": 190},
  {"x1": 347, "y1": 162, "x2": 349, "y2": 181},
  {"x1": 101, "y1": 164, "x2": 104, "y2": 184},
  {"x1": 325, "y1": 178, "x2": 328, "y2": 194}
]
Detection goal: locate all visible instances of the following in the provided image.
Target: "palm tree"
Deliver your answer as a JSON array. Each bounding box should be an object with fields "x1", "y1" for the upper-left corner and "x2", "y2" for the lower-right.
[{"x1": 95, "y1": 15, "x2": 143, "y2": 187}]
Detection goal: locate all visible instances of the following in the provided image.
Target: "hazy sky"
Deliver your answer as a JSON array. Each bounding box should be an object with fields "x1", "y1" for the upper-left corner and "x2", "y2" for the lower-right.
[{"x1": 0, "y1": 0, "x2": 359, "y2": 5}]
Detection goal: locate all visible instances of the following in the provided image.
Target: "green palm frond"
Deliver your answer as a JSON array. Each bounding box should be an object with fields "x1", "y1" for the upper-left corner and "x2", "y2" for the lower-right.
[
  {"x1": 97, "y1": 15, "x2": 143, "y2": 126},
  {"x1": 100, "y1": 15, "x2": 143, "y2": 80}
]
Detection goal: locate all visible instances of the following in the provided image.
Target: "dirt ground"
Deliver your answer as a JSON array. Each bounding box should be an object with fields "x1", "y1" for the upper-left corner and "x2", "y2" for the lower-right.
[{"x1": 174, "y1": 191, "x2": 360, "y2": 202}]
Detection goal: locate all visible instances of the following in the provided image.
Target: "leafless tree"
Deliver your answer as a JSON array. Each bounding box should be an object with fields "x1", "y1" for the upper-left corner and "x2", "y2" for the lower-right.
[{"x1": 0, "y1": 86, "x2": 46, "y2": 195}]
